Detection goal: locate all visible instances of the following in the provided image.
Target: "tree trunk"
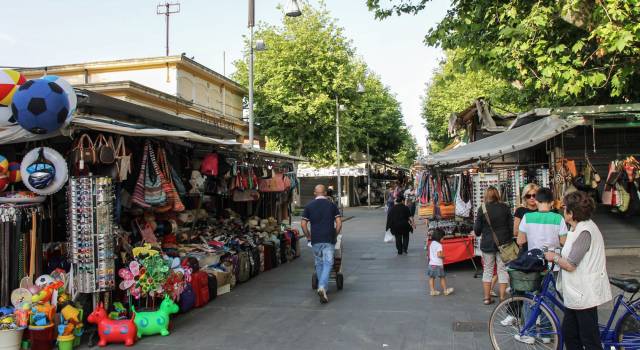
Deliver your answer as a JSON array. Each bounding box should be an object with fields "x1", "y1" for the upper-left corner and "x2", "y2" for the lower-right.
[{"x1": 296, "y1": 135, "x2": 303, "y2": 156}]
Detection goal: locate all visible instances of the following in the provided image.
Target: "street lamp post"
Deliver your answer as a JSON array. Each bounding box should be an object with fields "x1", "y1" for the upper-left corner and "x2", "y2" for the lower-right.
[
  {"x1": 247, "y1": 0, "x2": 302, "y2": 149},
  {"x1": 367, "y1": 133, "x2": 371, "y2": 209}
]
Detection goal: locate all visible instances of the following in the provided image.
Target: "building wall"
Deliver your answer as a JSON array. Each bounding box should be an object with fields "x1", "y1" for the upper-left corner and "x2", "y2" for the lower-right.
[
  {"x1": 89, "y1": 66, "x2": 178, "y2": 96},
  {"x1": 176, "y1": 69, "x2": 243, "y2": 120}
]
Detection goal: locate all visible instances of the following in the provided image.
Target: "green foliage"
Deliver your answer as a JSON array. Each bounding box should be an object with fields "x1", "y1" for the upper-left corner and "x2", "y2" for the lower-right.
[
  {"x1": 234, "y1": 2, "x2": 416, "y2": 166},
  {"x1": 368, "y1": 0, "x2": 640, "y2": 105},
  {"x1": 423, "y1": 51, "x2": 528, "y2": 151}
]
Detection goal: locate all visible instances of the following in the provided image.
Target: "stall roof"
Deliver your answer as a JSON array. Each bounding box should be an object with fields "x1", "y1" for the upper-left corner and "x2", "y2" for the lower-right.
[
  {"x1": 425, "y1": 116, "x2": 584, "y2": 166},
  {"x1": 243, "y1": 147, "x2": 306, "y2": 162},
  {"x1": 70, "y1": 117, "x2": 241, "y2": 146}
]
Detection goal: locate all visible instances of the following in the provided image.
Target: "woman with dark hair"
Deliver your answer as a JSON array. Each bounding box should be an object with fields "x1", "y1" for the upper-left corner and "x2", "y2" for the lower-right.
[
  {"x1": 544, "y1": 191, "x2": 612, "y2": 350},
  {"x1": 474, "y1": 186, "x2": 513, "y2": 305},
  {"x1": 386, "y1": 195, "x2": 414, "y2": 255}
]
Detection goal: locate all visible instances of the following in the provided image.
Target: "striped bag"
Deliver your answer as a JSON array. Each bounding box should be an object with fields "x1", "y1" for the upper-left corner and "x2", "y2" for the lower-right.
[
  {"x1": 132, "y1": 142, "x2": 151, "y2": 208},
  {"x1": 156, "y1": 147, "x2": 185, "y2": 212},
  {"x1": 145, "y1": 145, "x2": 167, "y2": 206}
]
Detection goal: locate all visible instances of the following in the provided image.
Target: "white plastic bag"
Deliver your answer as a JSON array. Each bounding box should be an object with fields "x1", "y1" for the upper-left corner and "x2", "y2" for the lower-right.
[{"x1": 384, "y1": 230, "x2": 395, "y2": 243}]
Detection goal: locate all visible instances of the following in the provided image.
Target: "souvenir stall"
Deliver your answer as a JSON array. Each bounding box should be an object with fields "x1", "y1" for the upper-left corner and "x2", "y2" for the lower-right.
[
  {"x1": 415, "y1": 170, "x2": 477, "y2": 269},
  {"x1": 0, "y1": 70, "x2": 302, "y2": 350}
]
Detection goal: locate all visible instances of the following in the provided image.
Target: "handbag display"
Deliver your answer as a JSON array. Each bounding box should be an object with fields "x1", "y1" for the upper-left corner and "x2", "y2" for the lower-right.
[
  {"x1": 114, "y1": 136, "x2": 131, "y2": 182},
  {"x1": 200, "y1": 153, "x2": 219, "y2": 176},
  {"x1": 132, "y1": 142, "x2": 150, "y2": 208},
  {"x1": 258, "y1": 171, "x2": 286, "y2": 192},
  {"x1": 95, "y1": 134, "x2": 116, "y2": 165},
  {"x1": 482, "y1": 203, "x2": 519, "y2": 264},
  {"x1": 144, "y1": 146, "x2": 167, "y2": 206},
  {"x1": 156, "y1": 147, "x2": 185, "y2": 212},
  {"x1": 232, "y1": 189, "x2": 260, "y2": 202},
  {"x1": 418, "y1": 203, "x2": 435, "y2": 219},
  {"x1": 438, "y1": 202, "x2": 455, "y2": 220},
  {"x1": 72, "y1": 134, "x2": 96, "y2": 170}
]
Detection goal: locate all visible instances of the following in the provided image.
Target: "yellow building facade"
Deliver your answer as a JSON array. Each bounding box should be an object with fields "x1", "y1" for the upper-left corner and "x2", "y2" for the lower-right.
[{"x1": 21, "y1": 55, "x2": 251, "y2": 142}]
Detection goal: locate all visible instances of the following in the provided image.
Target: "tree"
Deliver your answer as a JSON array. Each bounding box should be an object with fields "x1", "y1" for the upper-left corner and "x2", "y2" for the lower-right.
[
  {"x1": 234, "y1": 2, "x2": 417, "y2": 166},
  {"x1": 233, "y1": 3, "x2": 364, "y2": 161},
  {"x1": 423, "y1": 51, "x2": 528, "y2": 151},
  {"x1": 368, "y1": 0, "x2": 640, "y2": 105}
]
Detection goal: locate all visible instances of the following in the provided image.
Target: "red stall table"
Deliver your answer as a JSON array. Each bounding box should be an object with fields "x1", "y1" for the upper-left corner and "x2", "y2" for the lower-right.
[{"x1": 428, "y1": 235, "x2": 478, "y2": 272}]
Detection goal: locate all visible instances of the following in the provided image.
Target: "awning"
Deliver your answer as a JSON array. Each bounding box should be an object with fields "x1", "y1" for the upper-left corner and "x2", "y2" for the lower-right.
[
  {"x1": 70, "y1": 118, "x2": 241, "y2": 146},
  {"x1": 425, "y1": 116, "x2": 584, "y2": 166},
  {"x1": 0, "y1": 125, "x2": 60, "y2": 145}
]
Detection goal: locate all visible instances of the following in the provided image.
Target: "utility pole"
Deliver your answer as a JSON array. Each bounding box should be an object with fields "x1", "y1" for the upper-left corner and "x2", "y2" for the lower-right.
[
  {"x1": 367, "y1": 133, "x2": 371, "y2": 209},
  {"x1": 336, "y1": 96, "x2": 342, "y2": 213},
  {"x1": 157, "y1": 2, "x2": 180, "y2": 56},
  {"x1": 248, "y1": 0, "x2": 255, "y2": 148}
]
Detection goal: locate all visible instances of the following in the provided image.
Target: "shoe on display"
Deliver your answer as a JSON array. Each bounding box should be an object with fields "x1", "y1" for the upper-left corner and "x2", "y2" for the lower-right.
[
  {"x1": 514, "y1": 335, "x2": 535, "y2": 345},
  {"x1": 500, "y1": 315, "x2": 517, "y2": 326},
  {"x1": 317, "y1": 288, "x2": 328, "y2": 304}
]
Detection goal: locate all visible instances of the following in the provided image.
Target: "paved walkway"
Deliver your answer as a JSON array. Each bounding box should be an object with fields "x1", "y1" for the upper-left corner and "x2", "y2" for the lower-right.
[
  {"x1": 95, "y1": 207, "x2": 492, "y2": 350},
  {"x1": 82, "y1": 207, "x2": 640, "y2": 349}
]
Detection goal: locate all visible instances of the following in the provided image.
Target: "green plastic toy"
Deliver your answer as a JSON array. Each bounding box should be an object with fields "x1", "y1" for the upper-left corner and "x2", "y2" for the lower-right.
[{"x1": 131, "y1": 296, "x2": 178, "y2": 337}]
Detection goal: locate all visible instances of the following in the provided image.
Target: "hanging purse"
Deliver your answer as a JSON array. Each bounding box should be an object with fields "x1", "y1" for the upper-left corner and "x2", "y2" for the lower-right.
[
  {"x1": 72, "y1": 134, "x2": 96, "y2": 170},
  {"x1": 156, "y1": 147, "x2": 185, "y2": 212},
  {"x1": 144, "y1": 144, "x2": 167, "y2": 206},
  {"x1": 132, "y1": 142, "x2": 150, "y2": 208},
  {"x1": 95, "y1": 134, "x2": 116, "y2": 165},
  {"x1": 114, "y1": 136, "x2": 131, "y2": 182}
]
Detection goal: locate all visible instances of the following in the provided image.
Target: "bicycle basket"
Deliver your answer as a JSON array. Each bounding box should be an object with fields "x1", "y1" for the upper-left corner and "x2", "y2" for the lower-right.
[{"x1": 508, "y1": 269, "x2": 542, "y2": 292}]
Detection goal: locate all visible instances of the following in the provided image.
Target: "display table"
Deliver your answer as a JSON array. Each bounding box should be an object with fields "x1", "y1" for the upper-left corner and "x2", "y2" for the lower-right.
[{"x1": 428, "y1": 235, "x2": 475, "y2": 265}]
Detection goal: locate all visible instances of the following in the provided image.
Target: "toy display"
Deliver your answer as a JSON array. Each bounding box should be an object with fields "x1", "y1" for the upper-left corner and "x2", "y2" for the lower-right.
[
  {"x1": 7, "y1": 162, "x2": 21, "y2": 183},
  {"x1": 20, "y1": 147, "x2": 68, "y2": 195},
  {"x1": 132, "y1": 296, "x2": 178, "y2": 338},
  {"x1": 41, "y1": 75, "x2": 76, "y2": 122},
  {"x1": 11, "y1": 79, "x2": 69, "y2": 135},
  {"x1": 0, "y1": 105, "x2": 15, "y2": 126},
  {"x1": 87, "y1": 303, "x2": 136, "y2": 347},
  {"x1": 0, "y1": 69, "x2": 26, "y2": 107}
]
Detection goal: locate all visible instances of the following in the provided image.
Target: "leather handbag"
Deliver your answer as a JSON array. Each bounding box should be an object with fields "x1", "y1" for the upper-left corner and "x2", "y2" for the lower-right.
[
  {"x1": 115, "y1": 136, "x2": 131, "y2": 182},
  {"x1": 72, "y1": 134, "x2": 96, "y2": 169},
  {"x1": 482, "y1": 203, "x2": 519, "y2": 264},
  {"x1": 258, "y1": 171, "x2": 286, "y2": 192},
  {"x1": 95, "y1": 134, "x2": 116, "y2": 164}
]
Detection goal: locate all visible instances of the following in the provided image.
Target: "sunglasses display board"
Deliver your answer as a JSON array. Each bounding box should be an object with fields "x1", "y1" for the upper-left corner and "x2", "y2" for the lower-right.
[{"x1": 68, "y1": 176, "x2": 115, "y2": 293}]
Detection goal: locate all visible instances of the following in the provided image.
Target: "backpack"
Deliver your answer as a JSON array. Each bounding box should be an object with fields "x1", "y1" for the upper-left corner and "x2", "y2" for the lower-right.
[
  {"x1": 179, "y1": 283, "x2": 195, "y2": 313},
  {"x1": 191, "y1": 271, "x2": 210, "y2": 307}
]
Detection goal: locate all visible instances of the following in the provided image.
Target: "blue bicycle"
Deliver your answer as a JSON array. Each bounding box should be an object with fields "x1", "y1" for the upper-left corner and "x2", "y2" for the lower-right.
[{"x1": 488, "y1": 267, "x2": 640, "y2": 349}]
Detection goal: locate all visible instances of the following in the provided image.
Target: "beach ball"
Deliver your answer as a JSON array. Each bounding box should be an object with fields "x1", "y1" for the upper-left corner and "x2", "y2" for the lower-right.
[
  {"x1": 0, "y1": 175, "x2": 8, "y2": 192},
  {"x1": 0, "y1": 105, "x2": 16, "y2": 126},
  {"x1": 42, "y1": 75, "x2": 76, "y2": 121},
  {"x1": 11, "y1": 79, "x2": 69, "y2": 135},
  {"x1": 8, "y1": 162, "x2": 21, "y2": 183},
  {"x1": 0, "y1": 155, "x2": 8, "y2": 174},
  {"x1": 0, "y1": 69, "x2": 26, "y2": 107}
]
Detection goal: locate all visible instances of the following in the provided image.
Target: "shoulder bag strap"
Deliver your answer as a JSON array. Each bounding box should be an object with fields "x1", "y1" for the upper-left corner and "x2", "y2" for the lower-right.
[
  {"x1": 115, "y1": 136, "x2": 126, "y2": 157},
  {"x1": 481, "y1": 203, "x2": 501, "y2": 246}
]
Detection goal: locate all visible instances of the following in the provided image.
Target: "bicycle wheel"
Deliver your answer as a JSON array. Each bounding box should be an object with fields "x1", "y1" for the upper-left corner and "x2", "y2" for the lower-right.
[
  {"x1": 489, "y1": 296, "x2": 561, "y2": 350},
  {"x1": 616, "y1": 307, "x2": 640, "y2": 350}
]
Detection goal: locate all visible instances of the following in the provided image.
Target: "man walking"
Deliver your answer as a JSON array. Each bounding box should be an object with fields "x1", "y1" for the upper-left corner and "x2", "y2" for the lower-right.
[{"x1": 301, "y1": 184, "x2": 342, "y2": 304}]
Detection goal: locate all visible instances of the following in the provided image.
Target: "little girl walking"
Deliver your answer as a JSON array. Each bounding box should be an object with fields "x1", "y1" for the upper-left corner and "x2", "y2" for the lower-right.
[{"x1": 427, "y1": 229, "x2": 454, "y2": 296}]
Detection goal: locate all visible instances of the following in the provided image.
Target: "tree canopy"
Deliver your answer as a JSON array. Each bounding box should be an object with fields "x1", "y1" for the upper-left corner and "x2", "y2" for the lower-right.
[
  {"x1": 234, "y1": 3, "x2": 416, "y2": 166},
  {"x1": 368, "y1": 0, "x2": 640, "y2": 105},
  {"x1": 423, "y1": 51, "x2": 529, "y2": 151}
]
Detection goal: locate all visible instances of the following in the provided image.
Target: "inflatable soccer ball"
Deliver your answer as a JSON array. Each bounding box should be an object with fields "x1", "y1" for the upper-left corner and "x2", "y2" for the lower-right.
[
  {"x1": 11, "y1": 79, "x2": 69, "y2": 135},
  {"x1": 42, "y1": 75, "x2": 76, "y2": 121},
  {"x1": 0, "y1": 69, "x2": 26, "y2": 107}
]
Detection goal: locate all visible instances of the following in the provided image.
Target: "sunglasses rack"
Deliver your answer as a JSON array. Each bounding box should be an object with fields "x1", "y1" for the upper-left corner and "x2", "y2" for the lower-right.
[
  {"x1": 68, "y1": 176, "x2": 115, "y2": 293},
  {"x1": 471, "y1": 173, "x2": 500, "y2": 217}
]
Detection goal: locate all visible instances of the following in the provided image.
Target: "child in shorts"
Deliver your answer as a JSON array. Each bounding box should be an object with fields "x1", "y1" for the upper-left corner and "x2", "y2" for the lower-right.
[{"x1": 427, "y1": 228, "x2": 454, "y2": 296}]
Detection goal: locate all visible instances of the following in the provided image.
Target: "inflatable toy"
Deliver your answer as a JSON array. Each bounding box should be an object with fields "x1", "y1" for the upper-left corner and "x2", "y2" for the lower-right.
[
  {"x1": 11, "y1": 79, "x2": 69, "y2": 134},
  {"x1": 87, "y1": 302, "x2": 136, "y2": 347},
  {"x1": 132, "y1": 295, "x2": 178, "y2": 337}
]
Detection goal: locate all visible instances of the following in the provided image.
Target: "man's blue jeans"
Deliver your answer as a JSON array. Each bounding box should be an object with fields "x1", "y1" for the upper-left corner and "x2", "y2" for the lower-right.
[{"x1": 313, "y1": 243, "x2": 335, "y2": 291}]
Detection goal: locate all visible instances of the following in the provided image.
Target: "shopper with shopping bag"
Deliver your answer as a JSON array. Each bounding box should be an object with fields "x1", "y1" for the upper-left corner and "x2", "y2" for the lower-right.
[{"x1": 386, "y1": 195, "x2": 414, "y2": 255}]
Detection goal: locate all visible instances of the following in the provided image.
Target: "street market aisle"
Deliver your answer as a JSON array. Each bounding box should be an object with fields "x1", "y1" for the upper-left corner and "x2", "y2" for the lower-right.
[{"x1": 95, "y1": 208, "x2": 492, "y2": 350}]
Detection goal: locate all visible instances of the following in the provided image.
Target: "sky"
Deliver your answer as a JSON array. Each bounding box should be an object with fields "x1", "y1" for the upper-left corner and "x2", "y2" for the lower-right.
[{"x1": 0, "y1": 0, "x2": 450, "y2": 152}]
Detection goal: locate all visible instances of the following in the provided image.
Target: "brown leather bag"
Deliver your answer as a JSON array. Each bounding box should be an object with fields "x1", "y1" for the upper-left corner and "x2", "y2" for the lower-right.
[
  {"x1": 95, "y1": 134, "x2": 116, "y2": 164},
  {"x1": 72, "y1": 134, "x2": 96, "y2": 169}
]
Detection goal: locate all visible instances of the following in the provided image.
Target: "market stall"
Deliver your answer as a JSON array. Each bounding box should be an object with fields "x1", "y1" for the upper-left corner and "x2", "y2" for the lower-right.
[{"x1": 0, "y1": 71, "x2": 302, "y2": 349}]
